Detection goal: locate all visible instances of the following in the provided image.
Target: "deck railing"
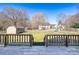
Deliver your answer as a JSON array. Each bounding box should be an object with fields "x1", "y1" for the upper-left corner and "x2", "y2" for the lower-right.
[
  {"x1": 0, "y1": 34, "x2": 79, "y2": 47},
  {"x1": 0, "y1": 34, "x2": 34, "y2": 47},
  {"x1": 44, "y1": 34, "x2": 79, "y2": 47}
]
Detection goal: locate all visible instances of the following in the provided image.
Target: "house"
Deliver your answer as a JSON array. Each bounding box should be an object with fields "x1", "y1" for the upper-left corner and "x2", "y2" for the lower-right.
[
  {"x1": 56, "y1": 24, "x2": 65, "y2": 31},
  {"x1": 6, "y1": 26, "x2": 25, "y2": 34},
  {"x1": 38, "y1": 25, "x2": 51, "y2": 30},
  {"x1": 38, "y1": 24, "x2": 57, "y2": 30},
  {"x1": 50, "y1": 24, "x2": 57, "y2": 31}
]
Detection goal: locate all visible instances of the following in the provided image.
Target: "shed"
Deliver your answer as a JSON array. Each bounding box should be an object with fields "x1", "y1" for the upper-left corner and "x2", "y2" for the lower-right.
[{"x1": 6, "y1": 26, "x2": 24, "y2": 34}]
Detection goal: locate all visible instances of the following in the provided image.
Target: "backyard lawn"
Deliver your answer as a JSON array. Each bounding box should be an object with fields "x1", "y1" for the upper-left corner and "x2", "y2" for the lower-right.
[{"x1": 22, "y1": 30, "x2": 79, "y2": 42}]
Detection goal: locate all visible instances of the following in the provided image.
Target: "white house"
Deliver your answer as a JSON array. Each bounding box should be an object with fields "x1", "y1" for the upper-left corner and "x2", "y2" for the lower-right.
[
  {"x1": 6, "y1": 26, "x2": 24, "y2": 34},
  {"x1": 38, "y1": 25, "x2": 51, "y2": 30},
  {"x1": 55, "y1": 24, "x2": 64, "y2": 31}
]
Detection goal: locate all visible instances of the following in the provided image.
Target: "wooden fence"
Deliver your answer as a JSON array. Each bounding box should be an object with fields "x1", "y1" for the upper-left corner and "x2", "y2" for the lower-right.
[
  {"x1": 44, "y1": 34, "x2": 79, "y2": 47},
  {"x1": 0, "y1": 34, "x2": 79, "y2": 47},
  {"x1": 0, "y1": 34, "x2": 34, "y2": 47}
]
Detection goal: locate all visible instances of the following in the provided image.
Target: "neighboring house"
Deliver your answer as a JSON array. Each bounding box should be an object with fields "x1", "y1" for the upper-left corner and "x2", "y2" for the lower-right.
[
  {"x1": 56, "y1": 24, "x2": 64, "y2": 31},
  {"x1": 6, "y1": 26, "x2": 25, "y2": 34},
  {"x1": 38, "y1": 25, "x2": 51, "y2": 30},
  {"x1": 50, "y1": 24, "x2": 57, "y2": 31},
  {"x1": 50, "y1": 24, "x2": 56, "y2": 29},
  {"x1": 38, "y1": 24, "x2": 57, "y2": 30}
]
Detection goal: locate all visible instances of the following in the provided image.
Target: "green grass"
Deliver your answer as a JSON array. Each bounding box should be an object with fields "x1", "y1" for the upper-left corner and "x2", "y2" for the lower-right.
[{"x1": 22, "y1": 30, "x2": 79, "y2": 42}]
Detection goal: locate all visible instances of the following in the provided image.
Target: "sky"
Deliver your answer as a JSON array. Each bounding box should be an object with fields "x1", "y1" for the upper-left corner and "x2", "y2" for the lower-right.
[{"x1": 0, "y1": 3, "x2": 78, "y2": 24}]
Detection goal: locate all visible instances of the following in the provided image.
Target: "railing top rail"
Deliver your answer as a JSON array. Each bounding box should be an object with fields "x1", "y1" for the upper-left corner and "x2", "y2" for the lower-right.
[
  {"x1": 45, "y1": 34, "x2": 79, "y2": 36},
  {"x1": 0, "y1": 34, "x2": 33, "y2": 36}
]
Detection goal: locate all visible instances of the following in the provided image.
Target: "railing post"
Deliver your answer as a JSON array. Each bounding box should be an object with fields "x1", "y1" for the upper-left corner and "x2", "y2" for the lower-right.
[
  {"x1": 45, "y1": 35, "x2": 48, "y2": 47},
  {"x1": 4, "y1": 35, "x2": 7, "y2": 47},
  {"x1": 65, "y1": 35, "x2": 68, "y2": 47},
  {"x1": 78, "y1": 35, "x2": 79, "y2": 46},
  {"x1": 29, "y1": 35, "x2": 32, "y2": 47},
  {"x1": 0, "y1": 35, "x2": 1, "y2": 44},
  {"x1": 32, "y1": 36, "x2": 34, "y2": 45}
]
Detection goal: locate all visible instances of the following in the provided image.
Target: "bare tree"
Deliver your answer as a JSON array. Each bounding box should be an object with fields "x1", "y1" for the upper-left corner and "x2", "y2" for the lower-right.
[
  {"x1": 31, "y1": 12, "x2": 47, "y2": 29},
  {"x1": 0, "y1": 7, "x2": 30, "y2": 32},
  {"x1": 3, "y1": 7, "x2": 30, "y2": 27},
  {"x1": 64, "y1": 13, "x2": 79, "y2": 28},
  {"x1": 57, "y1": 13, "x2": 67, "y2": 25},
  {"x1": 0, "y1": 12, "x2": 11, "y2": 31}
]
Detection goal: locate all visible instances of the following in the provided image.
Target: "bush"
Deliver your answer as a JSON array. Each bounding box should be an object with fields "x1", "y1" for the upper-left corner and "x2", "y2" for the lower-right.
[{"x1": 71, "y1": 23, "x2": 79, "y2": 28}]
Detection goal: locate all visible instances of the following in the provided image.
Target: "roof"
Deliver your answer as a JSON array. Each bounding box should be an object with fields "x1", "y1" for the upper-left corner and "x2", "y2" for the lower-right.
[
  {"x1": 7, "y1": 26, "x2": 24, "y2": 29},
  {"x1": 16, "y1": 26, "x2": 24, "y2": 28}
]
